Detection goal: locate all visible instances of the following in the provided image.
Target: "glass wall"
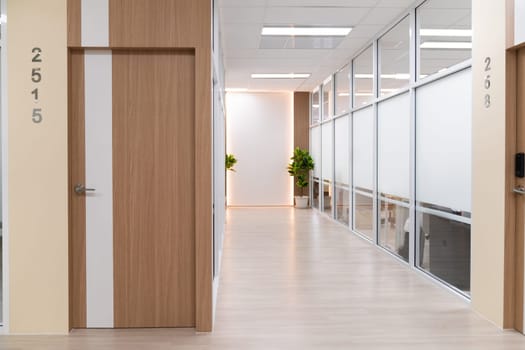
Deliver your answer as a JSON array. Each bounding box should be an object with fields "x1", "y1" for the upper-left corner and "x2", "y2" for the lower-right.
[
  {"x1": 335, "y1": 65, "x2": 350, "y2": 116},
  {"x1": 334, "y1": 116, "x2": 349, "y2": 225},
  {"x1": 322, "y1": 78, "x2": 333, "y2": 121},
  {"x1": 415, "y1": 68, "x2": 472, "y2": 293},
  {"x1": 379, "y1": 16, "x2": 410, "y2": 97},
  {"x1": 312, "y1": 89, "x2": 320, "y2": 124},
  {"x1": 309, "y1": 0, "x2": 472, "y2": 296},
  {"x1": 353, "y1": 46, "x2": 374, "y2": 107},
  {"x1": 311, "y1": 126, "x2": 321, "y2": 209},
  {"x1": 417, "y1": 0, "x2": 472, "y2": 79},
  {"x1": 377, "y1": 93, "x2": 410, "y2": 261},
  {"x1": 322, "y1": 122, "x2": 333, "y2": 215},
  {"x1": 352, "y1": 107, "x2": 374, "y2": 240}
]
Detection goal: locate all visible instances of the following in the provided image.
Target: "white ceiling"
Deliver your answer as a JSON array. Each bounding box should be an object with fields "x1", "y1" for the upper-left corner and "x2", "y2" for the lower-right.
[{"x1": 219, "y1": 0, "x2": 417, "y2": 92}]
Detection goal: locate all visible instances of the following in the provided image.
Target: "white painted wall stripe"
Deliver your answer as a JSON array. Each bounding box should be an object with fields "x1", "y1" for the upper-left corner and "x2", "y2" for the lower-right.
[
  {"x1": 84, "y1": 50, "x2": 113, "y2": 328},
  {"x1": 81, "y1": 0, "x2": 109, "y2": 47},
  {"x1": 516, "y1": 0, "x2": 525, "y2": 46}
]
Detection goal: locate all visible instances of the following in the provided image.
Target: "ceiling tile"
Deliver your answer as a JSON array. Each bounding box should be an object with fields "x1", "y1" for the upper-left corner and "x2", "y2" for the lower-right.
[
  {"x1": 263, "y1": 7, "x2": 370, "y2": 26},
  {"x1": 358, "y1": 7, "x2": 407, "y2": 25},
  {"x1": 220, "y1": 7, "x2": 266, "y2": 23}
]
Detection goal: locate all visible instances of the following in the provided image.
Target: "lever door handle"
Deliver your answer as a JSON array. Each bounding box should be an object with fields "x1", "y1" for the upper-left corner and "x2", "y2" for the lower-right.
[
  {"x1": 513, "y1": 186, "x2": 525, "y2": 195},
  {"x1": 74, "y1": 184, "x2": 96, "y2": 194}
]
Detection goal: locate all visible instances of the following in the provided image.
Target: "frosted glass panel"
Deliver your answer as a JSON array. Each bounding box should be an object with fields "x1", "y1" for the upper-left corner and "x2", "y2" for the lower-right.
[
  {"x1": 378, "y1": 93, "x2": 410, "y2": 199},
  {"x1": 353, "y1": 106, "x2": 374, "y2": 191},
  {"x1": 311, "y1": 126, "x2": 321, "y2": 177},
  {"x1": 416, "y1": 68, "x2": 472, "y2": 212},
  {"x1": 322, "y1": 122, "x2": 333, "y2": 181},
  {"x1": 335, "y1": 116, "x2": 349, "y2": 185}
]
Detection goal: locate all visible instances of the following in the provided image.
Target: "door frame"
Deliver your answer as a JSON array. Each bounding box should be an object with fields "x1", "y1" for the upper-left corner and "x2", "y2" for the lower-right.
[
  {"x1": 0, "y1": 0, "x2": 9, "y2": 333},
  {"x1": 506, "y1": 45, "x2": 524, "y2": 333}
]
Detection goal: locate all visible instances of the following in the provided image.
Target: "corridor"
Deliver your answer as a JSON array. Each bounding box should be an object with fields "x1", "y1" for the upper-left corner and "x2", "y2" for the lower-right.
[{"x1": 2, "y1": 207, "x2": 525, "y2": 349}]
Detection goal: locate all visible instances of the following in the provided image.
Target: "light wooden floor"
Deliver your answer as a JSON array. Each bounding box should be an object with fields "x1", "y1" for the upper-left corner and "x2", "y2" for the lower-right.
[{"x1": 2, "y1": 207, "x2": 525, "y2": 349}]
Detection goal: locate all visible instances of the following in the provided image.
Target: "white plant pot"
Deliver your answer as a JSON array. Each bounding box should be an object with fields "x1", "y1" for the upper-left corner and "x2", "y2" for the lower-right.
[{"x1": 294, "y1": 196, "x2": 309, "y2": 209}]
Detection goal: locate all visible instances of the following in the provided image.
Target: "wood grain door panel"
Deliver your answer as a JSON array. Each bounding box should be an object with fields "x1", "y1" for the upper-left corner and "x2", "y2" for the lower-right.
[
  {"x1": 69, "y1": 49, "x2": 87, "y2": 329},
  {"x1": 112, "y1": 50, "x2": 196, "y2": 328}
]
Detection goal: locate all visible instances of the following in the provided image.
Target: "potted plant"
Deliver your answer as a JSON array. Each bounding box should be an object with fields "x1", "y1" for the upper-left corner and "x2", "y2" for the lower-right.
[
  {"x1": 226, "y1": 154, "x2": 237, "y2": 172},
  {"x1": 288, "y1": 147, "x2": 314, "y2": 209},
  {"x1": 225, "y1": 154, "x2": 237, "y2": 206}
]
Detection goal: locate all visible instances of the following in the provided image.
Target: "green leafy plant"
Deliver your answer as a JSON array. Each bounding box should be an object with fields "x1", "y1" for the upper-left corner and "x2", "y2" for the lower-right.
[
  {"x1": 226, "y1": 154, "x2": 237, "y2": 172},
  {"x1": 287, "y1": 147, "x2": 315, "y2": 196}
]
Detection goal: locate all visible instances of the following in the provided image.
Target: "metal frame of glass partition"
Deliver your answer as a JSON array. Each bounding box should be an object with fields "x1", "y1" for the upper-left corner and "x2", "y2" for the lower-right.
[{"x1": 308, "y1": 0, "x2": 472, "y2": 298}]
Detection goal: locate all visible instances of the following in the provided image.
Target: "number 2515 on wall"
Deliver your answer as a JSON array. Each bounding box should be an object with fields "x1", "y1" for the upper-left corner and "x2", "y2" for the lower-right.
[{"x1": 31, "y1": 47, "x2": 43, "y2": 124}]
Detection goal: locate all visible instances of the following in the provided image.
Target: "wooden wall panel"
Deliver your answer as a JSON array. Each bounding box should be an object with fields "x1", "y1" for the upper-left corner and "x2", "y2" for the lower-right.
[
  {"x1": 195, "y1": 48, "x2": 213, "y2": 332},
  {"x1": 113, "y1": 50, "x2": 196, "y2": 328},
  {"x1": 109, "y1": 0, "x2": 211, "y2": 49},
  {"x1": 67, "y1": 0, "x2": 81, "y2": 47},
  {"x1": 68, "y1": 50, "x2": 86, "y2": 328},
  {"x1": 294, "y1": 92, "x2": 310, "y2": 197}
]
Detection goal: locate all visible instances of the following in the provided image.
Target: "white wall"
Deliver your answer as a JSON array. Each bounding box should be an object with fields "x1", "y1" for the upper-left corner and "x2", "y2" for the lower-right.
[{"x1": 226, "y1": 92, "x2": 293, "y2": 206}]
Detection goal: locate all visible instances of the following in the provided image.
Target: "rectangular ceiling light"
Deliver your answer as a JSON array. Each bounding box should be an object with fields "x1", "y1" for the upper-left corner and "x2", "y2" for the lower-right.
[
  {"x1": 251, "y1": 73, "x2": 311, "y2": 79},
  {"x1": 420, "y1": 29, "x2": 472, "y2": 37},
  {"x1": 261, "y1": 26, "x2": 353, "y2": 37},
  {"x1": 225, "y1": 88, "x2": 248, "y2": 92},
  {"x1": 420, "y1": 41, "x2": 472, "y2": 49},
  {"x1": 354, "y1": 73, "x2": 410, "y2": 80}
]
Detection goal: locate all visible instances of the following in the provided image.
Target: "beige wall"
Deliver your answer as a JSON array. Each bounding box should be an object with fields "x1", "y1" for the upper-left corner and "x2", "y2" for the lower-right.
[
  {"x1": 471, "y1": 0, "x2": 509, "y2": 328},
  {"x1": 7, "y1": 0, "x2": 69, "y2": 333}
]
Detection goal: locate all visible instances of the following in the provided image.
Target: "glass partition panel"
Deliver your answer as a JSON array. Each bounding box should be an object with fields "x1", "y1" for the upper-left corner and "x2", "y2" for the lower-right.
[
  {"x1": 311, "y1": 126, "x2": 321, "y2": 209},
  {"x1": 352, "y1": 106, "x2": 374, "y2": 240},
  {"x1": 416, "y1": 68, "x2": 472, "y2": 294},
  {"x1": 322, "y1": 78, "x2": 333, "y2": 120},
  {"x1": 416, "y1": 212, "x2": 470, "y2": 293},
  {"x1": 335, "y1": 116, "x2": 349, "y2": 225},
  {"x1": 378, "y1": 93, "x2": 410, "y2": 261},
  {"x1": 379, "y1": 202, "x2": 410, "y2": 261},
  {"x1": 417, "y1": 0, "x2": 472, "y2": 79},
  {"x1": 379, "y1": 16, "x2": 410, "y2": 97},
  {"x1": 311, "y1": 126, "x2": 321, "y2": 179},
  {"x1": 353, "y1": 46, "x2": 374, "y2": 107},
  {"x1": 322, "y1": 122, "x2": 333, "y2": 215},
  {"x1": 416, "y1": 69, "x2": 471, "y2": 213},
  {"x1": 312, "y1": 179, "x2": 320, "y2": 209},
  {"x1": 335, "y1": 65, "x2": 350, "y2": 115},
  {"x1": 312, "y1": 89, "x2": 320, "y2": 124}
]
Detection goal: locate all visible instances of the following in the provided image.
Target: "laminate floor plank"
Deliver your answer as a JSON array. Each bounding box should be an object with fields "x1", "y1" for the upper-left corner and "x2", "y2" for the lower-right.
[{"x1": 1, "y1": 207, "x2": 524, "y2": 349}]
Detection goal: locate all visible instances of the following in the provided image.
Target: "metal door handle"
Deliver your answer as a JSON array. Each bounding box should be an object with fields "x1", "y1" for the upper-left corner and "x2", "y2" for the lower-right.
[
  {"x1": 513, "y1": 186, "x2": 525, "y2": 195},
  {"x1": 74, "y1": 184, "x2": 96, "y2": 194}
]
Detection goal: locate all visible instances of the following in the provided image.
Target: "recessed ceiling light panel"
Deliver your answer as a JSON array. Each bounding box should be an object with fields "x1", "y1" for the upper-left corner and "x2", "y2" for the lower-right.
[
  {"x1": 420, "y1": 41, "x2": 472, "y2": 49},
  {"x1": 420, "y1": 29, "x2": 472, "y2": 37},
  {"x1": 225, "y1": 88, "x2": 248, "y2": 92},
  {"x1": 251, "y1": 73, "x2": 311, "y2": 79},
  {"x1": 261, "y1": 26, "x2": 352, "y2": 37}
]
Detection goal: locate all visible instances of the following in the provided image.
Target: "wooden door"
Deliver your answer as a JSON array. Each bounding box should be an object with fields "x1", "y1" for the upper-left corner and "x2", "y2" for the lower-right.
[{"x1": 69, "y1": 49, "x2": 196, "y2": 328}]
